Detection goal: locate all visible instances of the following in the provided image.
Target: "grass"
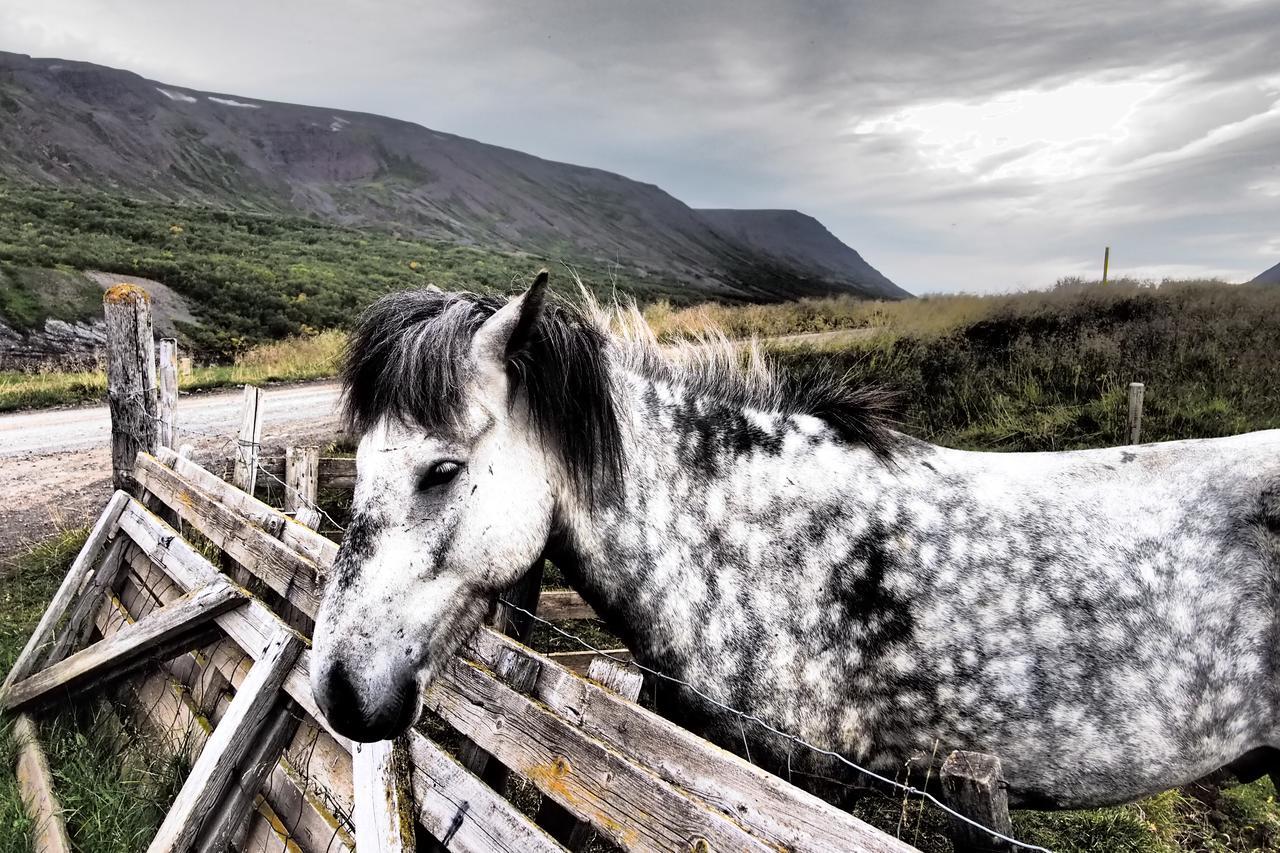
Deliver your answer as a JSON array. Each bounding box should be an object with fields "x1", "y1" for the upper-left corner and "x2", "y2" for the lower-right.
[{"x1": 0, "y1": 329, "x2": 345, "y2": 412}]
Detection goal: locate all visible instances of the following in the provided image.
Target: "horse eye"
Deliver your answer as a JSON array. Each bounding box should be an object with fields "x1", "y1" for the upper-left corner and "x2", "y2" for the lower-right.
[{"x1": 418, "y1": 461, "x2": 463, "y2": 492}]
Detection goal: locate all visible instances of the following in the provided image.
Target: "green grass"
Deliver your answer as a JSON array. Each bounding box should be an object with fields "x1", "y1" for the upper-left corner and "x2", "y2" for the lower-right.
[{"x1": 0, "y1": 265, "x2": 102, "y2": 329}]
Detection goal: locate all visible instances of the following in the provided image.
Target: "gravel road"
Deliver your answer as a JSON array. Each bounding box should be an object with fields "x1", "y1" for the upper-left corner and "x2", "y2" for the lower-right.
[{"x1": 0, "y1": 381, "x2": 342, "y2": 561}]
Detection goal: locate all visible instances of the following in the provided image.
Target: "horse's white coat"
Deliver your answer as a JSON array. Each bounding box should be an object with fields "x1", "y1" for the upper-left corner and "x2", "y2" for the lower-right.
[{"x1": 313, "y1": 286, "x2": 1280, "y2": 808}]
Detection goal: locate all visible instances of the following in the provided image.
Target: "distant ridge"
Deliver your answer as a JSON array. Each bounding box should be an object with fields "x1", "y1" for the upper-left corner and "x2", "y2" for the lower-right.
[
  {"x1": 0, "y1": 51, "x2": 907, "y2": 301},
  {"x1": 697, "y1": 209, "x2": 907, "y2": 300},
  {"x1": 1251, "y1": 262, "x2": 1280, "y2": 285}
]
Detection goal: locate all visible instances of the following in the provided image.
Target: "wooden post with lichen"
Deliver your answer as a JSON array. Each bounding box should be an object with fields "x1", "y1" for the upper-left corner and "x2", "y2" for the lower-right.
[
  {"x1": 104, "y1": 284, "x2": 158, "y2": 494},
  {"x1": 940, "y1": 750, "x2": 1014, "y2": 853},
  {"x1": 158, "y1": 338, "x2": 178, "y2": 449}
]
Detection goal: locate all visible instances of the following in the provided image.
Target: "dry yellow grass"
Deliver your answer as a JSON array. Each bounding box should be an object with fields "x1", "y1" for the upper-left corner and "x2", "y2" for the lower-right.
[{"x1": 0, "y1": 330, "x2": 346, "y2": 412}]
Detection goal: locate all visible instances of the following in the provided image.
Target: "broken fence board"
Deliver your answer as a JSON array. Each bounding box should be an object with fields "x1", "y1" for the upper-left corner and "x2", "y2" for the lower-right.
[
  {"x1": 2, "y1": 490, "x2": 130, "y2": 700},
  {"x1": 149, "y1": 627, "x2": 303, "y2": 852},
  {"x1": 4, "y1": 579, "x2": 245, "y2": 712},
  {"x1": 12, "y1": 714, "x2": 72, "y2": 853}
]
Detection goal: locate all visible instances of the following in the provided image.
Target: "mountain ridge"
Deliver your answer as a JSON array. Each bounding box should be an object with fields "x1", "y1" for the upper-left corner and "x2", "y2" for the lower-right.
[
  {"x1": 1251, "y1": 262, "x2": 1280, "y2": 285},
  {"x1": 0, "y1": 50, "x2": 908, "y2": 301}
]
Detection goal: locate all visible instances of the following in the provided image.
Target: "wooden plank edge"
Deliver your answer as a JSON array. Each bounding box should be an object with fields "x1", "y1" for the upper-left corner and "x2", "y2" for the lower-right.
[{"x1": 12, "y1": 714, "x2": 72, "y2": 853}]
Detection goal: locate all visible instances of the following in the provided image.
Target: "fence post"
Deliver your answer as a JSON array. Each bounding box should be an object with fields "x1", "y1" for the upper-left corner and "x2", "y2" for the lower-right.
[
  {"x1": 232, "y1": 385, "x2": 265, "y2": 495},
  {"x1": 178, "y1": 356, "x2": 193, "y2": 379},
  {"x1": 940, "y1": 750, "x2": 1014, "y2": 853},
  {"x1": 104, "y1": 284, "x2": 157, "y2": 494},
  {"x1": 1127, "y1": 382, "x2": 1145, "y2": 445},
  {"x1": 157, "y1": 338, "x2": 178, "y2": 449},
  {"x1": 284, "y1": 445, "x2": 321, "y2": 530}
]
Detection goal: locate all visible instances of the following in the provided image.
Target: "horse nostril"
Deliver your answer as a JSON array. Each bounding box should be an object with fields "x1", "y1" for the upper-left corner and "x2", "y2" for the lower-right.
[
  {"x1": 317, "y1": 658, "x2": 365, "y2": 737},
  {"x1": 316, "y1": 659, "x2": 418, "y2": 743}
]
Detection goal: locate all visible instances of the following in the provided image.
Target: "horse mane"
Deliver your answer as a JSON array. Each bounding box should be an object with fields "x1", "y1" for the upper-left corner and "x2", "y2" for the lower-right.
[{"x1": 342, "y1": 287, "x2": 897, "y2": 505}]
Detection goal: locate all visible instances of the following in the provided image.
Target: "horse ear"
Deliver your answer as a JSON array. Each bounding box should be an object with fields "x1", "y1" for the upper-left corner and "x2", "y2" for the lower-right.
[{"x1": 471, "y1": 270, "x2": 549, "y2": 369}]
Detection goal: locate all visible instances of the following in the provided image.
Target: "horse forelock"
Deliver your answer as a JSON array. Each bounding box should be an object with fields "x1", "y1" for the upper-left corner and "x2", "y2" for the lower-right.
[{"x1": 341, "y1": 288, "x2": 625, "y2": 506}]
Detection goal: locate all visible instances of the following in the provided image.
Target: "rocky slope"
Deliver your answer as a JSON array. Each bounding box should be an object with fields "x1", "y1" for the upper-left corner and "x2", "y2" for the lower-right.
[{"x1": 0, "y1": 51, "x2": 907, "y2": 301}]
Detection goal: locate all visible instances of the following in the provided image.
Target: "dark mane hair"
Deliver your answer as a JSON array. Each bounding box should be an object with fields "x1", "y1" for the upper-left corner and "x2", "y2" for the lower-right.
[
  {"x1": 342, "y1": 288, "x2": 624, "y2": 504},
  {"x1": 342, "y1": 287, "x2": 899, "y2": 504}
]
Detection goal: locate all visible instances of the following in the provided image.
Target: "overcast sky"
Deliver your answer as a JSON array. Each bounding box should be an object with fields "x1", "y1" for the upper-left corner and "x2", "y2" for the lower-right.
[{"x1": 3, "y1": 0, "x2": 1278, "y2": 293}]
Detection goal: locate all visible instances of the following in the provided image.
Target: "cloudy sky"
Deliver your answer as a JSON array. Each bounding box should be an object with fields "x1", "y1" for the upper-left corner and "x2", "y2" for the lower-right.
[{"x1": 3, "y1": 0, "x2": 1278, "y2": 293}]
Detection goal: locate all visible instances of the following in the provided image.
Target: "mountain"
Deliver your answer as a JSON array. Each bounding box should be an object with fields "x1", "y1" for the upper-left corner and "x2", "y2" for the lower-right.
[
  {"x1": 0, "y1": 51, "x2": 906, "y2": 301},
  {"x1": 1251, "y1": 262, "x2": 1280, "y2": 285},
  {"x1": 697, "y1": 209, "x2": 906, "y2": 300}
]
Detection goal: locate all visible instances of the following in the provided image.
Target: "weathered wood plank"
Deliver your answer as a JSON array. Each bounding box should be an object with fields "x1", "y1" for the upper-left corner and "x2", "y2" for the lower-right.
[
  {"x1": 104, "y1": 283, "x2": 158, "y2": 493},
  {"x1": 93, "y1": 592, "x2": 329, "y2": 853},
  {"x1": 134, "y1": 453, "x2": 324, "y2": 614},
  {"x1": 154, "y1": 447, "x2": 337, "y2": 568},
  {"x1": 232, "y1": 384, "x2": 265, "y2": 494},
  {"x1": 407, "y1": 733, "x2": 565, "y2": 853},
  {"x1": 192, "y1": 700, "x2": 301, "y2": 853},
  {"x1": 941, "y1": 750, "x2": 1014, "y2": 853},
  {"x1": 4, "y1": 579, "x2": 245, "y2": 712},
  {"x1": 42, "y1": 536, "x2": 129, "y2": 668},
  {"x1": 353, "y1": 738, "x2": 416, "y2": 852},
  {"x1": 535, "y1": 590, "x2": 598, "y2": 622},
  {"x1": 469, "y1": 630, "x2": 917, "y2": 853},
  {"x1": 545, "y1": 649, "x2": 631, "y2": 675},
  {"x1": 148, "y1": 627, "x2": 303, "y2": 852},
  {"x1": 558, "y1": 658, "x2": 645, "y2": 851},
  {"x1": 285, "y1": 445, "x2": 321, "y2": 529},
  {"x1": 157, "y1": 338, "x2": 178, "y2": 449},
  {"x1": 12, "y1": 714, "x2": 72, "y2": 853},
  {"x1": 458, "y1": 647, "x2": 542, "y2": 786},
  {"x1": 105, "y1": 557, "x2": 356, "y2": 852},
  {"x1": 427, "y1": 653, "x2": 776, "y2": 853},
  {"x1": 1, "y1": 490, "x2": 130, "y2": 700}
]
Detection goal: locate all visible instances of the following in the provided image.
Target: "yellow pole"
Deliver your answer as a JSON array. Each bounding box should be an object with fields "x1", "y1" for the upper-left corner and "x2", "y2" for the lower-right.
[{"x1": 1102, "y1": 246, "x2": 1110, "y2": 285}]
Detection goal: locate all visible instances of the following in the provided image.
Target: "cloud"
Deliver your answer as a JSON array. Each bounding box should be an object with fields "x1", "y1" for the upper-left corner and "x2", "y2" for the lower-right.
[{"x1": 1, "y1": 0, "x2": 1277, "y2": 291}]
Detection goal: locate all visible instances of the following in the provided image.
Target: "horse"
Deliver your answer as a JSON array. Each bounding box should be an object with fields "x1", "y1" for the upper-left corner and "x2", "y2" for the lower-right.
[{"x1": 311, "y1": 271, "x2": 1280, "y2": 809}]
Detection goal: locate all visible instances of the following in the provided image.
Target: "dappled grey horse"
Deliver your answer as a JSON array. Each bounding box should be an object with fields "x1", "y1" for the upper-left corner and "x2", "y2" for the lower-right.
[{"x1": 312, "y1": 272, "x2": 1280, "y2": 808}]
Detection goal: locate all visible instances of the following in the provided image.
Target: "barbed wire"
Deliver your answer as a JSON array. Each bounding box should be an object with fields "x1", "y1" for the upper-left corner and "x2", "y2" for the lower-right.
[{"x1": 497, "y1": 596, "x2": 1054, "y2": 853}]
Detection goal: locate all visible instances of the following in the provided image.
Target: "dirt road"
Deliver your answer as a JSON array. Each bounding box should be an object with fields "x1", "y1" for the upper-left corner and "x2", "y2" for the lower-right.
[{"x1": 0, "y1": 381, "x2": 342, "y2": 560}]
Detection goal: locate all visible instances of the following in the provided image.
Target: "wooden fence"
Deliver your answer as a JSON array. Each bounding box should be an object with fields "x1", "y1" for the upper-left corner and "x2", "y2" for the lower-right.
[{"x1": 2, "y1": 449, "x2": 922, "y2": 852}]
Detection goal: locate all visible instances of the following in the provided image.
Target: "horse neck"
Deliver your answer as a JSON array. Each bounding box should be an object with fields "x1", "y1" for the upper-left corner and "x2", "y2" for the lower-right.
[{"x1": 548, "y1": 362, "x2": 892, "y2": 669}]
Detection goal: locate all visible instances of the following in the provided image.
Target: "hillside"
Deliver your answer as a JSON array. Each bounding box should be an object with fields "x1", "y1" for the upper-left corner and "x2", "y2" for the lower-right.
[
  {"x1": 0, "y1": 51, "x2": 904, "y2": 302},
  {"x1": 1252, "y1": 261, "x2": 1280, "y2": 284},
  {"x1": 697, "y1": 209, "x2": 906, "y2": 299}
]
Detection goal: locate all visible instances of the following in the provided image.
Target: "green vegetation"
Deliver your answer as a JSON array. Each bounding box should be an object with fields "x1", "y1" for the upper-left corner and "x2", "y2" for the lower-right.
[
  {"x1": 0, "y1": 181, "x2": 691, "y2": 358},
  {"x1": 0, "y1": 265, "x2": 102, "y2": 329},
  {"x1": 762, "y1": 279, "x2": 1280, "y2": 451}
]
